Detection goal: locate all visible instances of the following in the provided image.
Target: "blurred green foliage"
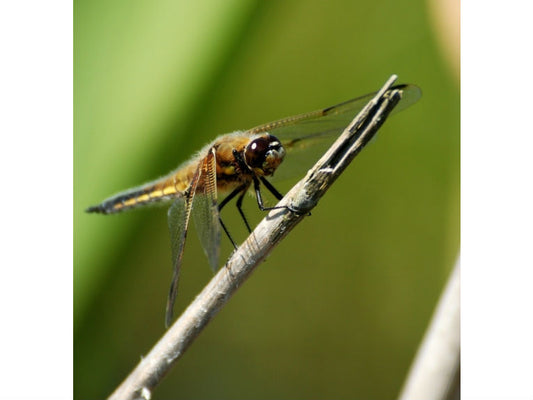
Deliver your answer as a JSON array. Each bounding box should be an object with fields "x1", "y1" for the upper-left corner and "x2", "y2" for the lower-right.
[{"x1": 74, "y1": 0, "x2": 459, "y2": 398}]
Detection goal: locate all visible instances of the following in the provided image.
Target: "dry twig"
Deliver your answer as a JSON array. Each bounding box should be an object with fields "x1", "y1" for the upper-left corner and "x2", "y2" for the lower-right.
[{"x1": 398, "y1": 257, "x2": 460, "y2": 400}]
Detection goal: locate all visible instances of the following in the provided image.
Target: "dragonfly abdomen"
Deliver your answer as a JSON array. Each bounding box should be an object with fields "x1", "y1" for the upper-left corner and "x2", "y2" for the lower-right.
[{"x1": 86, "y1": 175, "x2": 188, "y2": 214}]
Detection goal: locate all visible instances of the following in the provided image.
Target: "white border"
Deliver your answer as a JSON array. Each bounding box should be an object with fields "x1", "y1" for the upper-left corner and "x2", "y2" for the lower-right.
[
  {"x1": 0, "y1": 1, "x2": 73, "y2": 399},
  {"x1": 462, "y1": 1, "x2": 533, "y2": 399}
]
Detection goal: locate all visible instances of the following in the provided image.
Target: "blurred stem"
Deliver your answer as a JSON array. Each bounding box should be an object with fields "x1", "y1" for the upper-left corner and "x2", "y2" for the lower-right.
[
  {"x1": 398, "y1": 257, "x2": 460, "y2": 400},
  {"x1": 108, "y1": 75, "x2": 405, "y2": 400}
]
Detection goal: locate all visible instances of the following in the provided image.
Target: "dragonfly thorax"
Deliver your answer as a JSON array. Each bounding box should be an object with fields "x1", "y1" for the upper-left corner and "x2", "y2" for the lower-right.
[{"x1": 244, "y1": 134, "x2": 286, "y2": 176}]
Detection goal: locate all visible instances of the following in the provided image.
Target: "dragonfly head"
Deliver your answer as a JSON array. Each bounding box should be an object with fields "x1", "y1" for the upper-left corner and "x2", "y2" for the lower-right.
[{"x1": 244, "y1": 134, "x2": 286, "y2": 176}]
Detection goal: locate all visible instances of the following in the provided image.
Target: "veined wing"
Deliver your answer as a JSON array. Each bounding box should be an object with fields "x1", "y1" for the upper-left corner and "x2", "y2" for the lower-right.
[
  {"x1": 165, "y1": 162, "x2": 202, "y2": 327},
  {"x1": 248, "y1": 84, "x2": 421, "y2": 181},
  {"x1": 192, "y1": 148, "x2": 221, "y2": 273}
]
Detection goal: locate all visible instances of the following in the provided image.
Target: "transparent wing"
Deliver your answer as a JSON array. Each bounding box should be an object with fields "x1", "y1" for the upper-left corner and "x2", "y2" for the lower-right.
[
  {"x1": 192, "y1": 148, "x2": 221, "y2": 273},
  {"x1": 248, "y1": 84, "x2": 421, "y2": 181},
  {"x1": 165, "y1": 164, "x2": 201, "y2": 327}
]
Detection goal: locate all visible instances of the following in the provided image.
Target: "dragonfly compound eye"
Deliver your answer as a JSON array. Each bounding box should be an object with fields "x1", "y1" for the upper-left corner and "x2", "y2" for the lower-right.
[{"x1": 244, "y1": 134, "x2": 286, "y2": 176}]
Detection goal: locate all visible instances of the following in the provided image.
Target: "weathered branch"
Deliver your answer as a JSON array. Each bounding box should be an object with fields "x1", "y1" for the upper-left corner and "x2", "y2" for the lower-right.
[
  {"x1": 398, "y1": 257, "x2": 461, "y2": 400},
  {"x1": 109, "y1": 74, "x2": 405, "y2": 400}
]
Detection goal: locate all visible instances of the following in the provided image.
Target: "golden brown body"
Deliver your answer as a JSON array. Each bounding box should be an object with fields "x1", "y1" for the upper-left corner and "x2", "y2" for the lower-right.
[{"x1": 87, "y1": 132, "x2": 274, "y2": 214}]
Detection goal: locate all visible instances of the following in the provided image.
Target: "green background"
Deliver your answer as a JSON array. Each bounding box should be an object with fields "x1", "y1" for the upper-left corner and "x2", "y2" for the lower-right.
[{"x1": 74, "y1": 0, "x2": 459, "y2": 398}]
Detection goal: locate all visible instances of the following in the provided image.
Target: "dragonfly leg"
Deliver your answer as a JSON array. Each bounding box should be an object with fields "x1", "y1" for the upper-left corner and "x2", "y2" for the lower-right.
[
  {"x1": 235, "y1": 188, "x2": 252, "y2": 233},
  {"x1": 253, "y1": 176, "x2": 289, "y2": 212},
  {"x1": 256, "y1": 176, "x2": 311, "y2": 216},
  {"x1": 218, "y1": 216, "x2": 238, "y2": 250},
  {"x1": 218, "y1": 184, "x2": 249, "y2": 249},
  {"x1": 218, "y1": 184, "x2": 245, "y2": 211},
  {"x1": 259, "y1": 176, "x2": 284, "y2": 200}
]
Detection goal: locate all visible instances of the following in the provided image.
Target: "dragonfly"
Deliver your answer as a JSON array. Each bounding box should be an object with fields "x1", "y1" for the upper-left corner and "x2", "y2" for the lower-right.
[{"x1": 87, "y1": 83, "x2": 421, "y2": 326}]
